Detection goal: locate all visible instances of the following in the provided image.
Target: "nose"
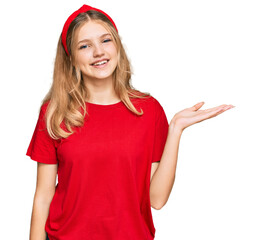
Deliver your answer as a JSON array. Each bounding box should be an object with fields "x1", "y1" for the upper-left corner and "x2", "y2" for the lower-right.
[{"x1": 93, "y1": 43, "x2": 104, "y2": 57}]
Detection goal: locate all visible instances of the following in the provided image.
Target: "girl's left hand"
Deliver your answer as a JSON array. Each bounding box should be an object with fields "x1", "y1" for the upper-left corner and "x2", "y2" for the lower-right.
[{"x1": 170, "y1": 102, "x2": 235, "y2": 131}]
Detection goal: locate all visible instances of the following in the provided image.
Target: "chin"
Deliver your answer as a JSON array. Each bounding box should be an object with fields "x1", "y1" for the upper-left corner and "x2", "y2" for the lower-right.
[{"x1": 89, "y1": 73, "x2": 114, "y2": 80}]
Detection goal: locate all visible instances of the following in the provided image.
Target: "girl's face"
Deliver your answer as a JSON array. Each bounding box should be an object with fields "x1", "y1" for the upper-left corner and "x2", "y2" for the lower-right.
[{"x1": 73, "y1": 21, "x2": 118, "y2": 82}]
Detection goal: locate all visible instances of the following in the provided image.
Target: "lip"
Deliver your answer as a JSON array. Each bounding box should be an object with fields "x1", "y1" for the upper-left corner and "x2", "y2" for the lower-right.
[
  {"x1": 91, "y1": 60, "x2": 109, "y2": 68},
  {"x1": 91, "y1": 58, "x2": 109, "y2": 65}
]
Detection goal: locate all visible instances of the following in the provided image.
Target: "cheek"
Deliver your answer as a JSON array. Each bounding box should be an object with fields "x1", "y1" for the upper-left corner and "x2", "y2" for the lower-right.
[
  {"x1": 76, "y1": 54, "x2": 92, "y2": 67},
  {"x1": 106, "y1": 44, "x2": 117, "y2": 57}
]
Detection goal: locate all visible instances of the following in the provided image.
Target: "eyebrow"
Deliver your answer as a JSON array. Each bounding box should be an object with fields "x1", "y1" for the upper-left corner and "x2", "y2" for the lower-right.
[{"x1": 77, "y1": 33, "x2": 111, "y2": 45}]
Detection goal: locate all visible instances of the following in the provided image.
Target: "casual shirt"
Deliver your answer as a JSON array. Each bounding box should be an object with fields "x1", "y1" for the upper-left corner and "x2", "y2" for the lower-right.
[{"x1": 26, "y1": 95, "x2": 169, "y2": 240}]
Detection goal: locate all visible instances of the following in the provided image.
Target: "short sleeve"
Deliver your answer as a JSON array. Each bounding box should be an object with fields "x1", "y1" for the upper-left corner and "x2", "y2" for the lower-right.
[
  {"x1": 26, "y1": 104, "x2": 58, "y2": 164},
  {"x1": 151, "y1": 99, "x2": 169, "y2": 163}
]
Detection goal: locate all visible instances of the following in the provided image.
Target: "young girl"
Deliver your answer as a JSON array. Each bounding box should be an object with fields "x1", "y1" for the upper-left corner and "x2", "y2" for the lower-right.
[{"x1": 26, "y1": 4, "x2": 234, "y2": 240}]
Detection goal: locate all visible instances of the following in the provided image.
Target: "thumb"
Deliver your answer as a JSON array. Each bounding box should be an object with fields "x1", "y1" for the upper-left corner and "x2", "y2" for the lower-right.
[{"x1": 192, "y1": 101, "x2": 205, "y2": 111}]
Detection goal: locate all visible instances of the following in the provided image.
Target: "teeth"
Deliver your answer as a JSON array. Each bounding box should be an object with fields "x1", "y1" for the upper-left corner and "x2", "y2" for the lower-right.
[{"x1": 93, "y1": 60, "x2": 108, "y2": 66}]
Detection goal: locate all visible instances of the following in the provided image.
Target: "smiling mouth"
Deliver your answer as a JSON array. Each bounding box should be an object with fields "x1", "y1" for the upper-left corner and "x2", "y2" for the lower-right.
[{"x1": 91, "y1": 60, "x2": 110, "y2": 66}]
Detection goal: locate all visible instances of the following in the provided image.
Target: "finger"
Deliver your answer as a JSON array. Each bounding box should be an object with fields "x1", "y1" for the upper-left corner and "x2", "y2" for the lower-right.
[
  {"x1": 206, "y1": 105, "x2": 234, "y2": 118},
  {"x1": 204, "y1": 104, "x2": 228, "y2": 113},
  {"x1": 191, "y1": 102, "x2": 205, "y2": 111}
]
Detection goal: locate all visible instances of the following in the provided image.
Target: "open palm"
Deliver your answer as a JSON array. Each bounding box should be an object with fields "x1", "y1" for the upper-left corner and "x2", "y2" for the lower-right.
[{"x1": 171, "y1": 102, "x2": 235, "y2": 131}]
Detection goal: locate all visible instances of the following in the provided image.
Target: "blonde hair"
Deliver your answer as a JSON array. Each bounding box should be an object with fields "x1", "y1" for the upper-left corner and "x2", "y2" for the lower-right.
[{"x1": 41, "y1": 10, "x2": 151, "y2": 139}]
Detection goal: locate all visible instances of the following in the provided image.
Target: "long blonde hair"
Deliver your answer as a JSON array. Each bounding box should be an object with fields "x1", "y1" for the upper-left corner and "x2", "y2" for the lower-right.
[{"x1": 41, "y1": 10, "x2": 151, "y2": 139}]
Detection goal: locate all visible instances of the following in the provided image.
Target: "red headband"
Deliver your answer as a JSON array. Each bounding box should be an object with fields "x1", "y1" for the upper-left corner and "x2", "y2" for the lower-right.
[{"x1": 61, "y1": 4, "x2": 118, "y2": 56}]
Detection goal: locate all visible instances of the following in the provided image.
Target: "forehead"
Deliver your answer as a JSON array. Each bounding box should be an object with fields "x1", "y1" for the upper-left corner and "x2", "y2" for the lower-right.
[{"x1": 76, "y1": 21, "x2": 110, "y2": 41}]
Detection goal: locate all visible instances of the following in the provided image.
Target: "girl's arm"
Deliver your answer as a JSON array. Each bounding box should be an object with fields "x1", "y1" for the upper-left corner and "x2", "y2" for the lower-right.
[
  {"x1": 30, "y1": 163, "x2": 57, "y2": 240},
  {"x1": 150, "y1": 124, "x2": 182, "y2": 210},
  {"x1": 150, "y1": 102, "x2": 234, "y2": 210}
]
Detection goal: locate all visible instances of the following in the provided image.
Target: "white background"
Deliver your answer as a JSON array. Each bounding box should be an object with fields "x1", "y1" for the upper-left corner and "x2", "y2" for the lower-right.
[{"x1": 0, "y1": 0, "x2": 260, "y2": 239}]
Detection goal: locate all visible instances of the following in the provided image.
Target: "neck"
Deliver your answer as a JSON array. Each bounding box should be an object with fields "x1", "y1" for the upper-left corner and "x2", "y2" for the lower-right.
[{"x1": 83, "y1": 77, "x2": 120, "y2": 104}]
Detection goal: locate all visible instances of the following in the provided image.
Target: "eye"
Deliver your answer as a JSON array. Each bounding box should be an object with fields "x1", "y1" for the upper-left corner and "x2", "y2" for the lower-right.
[
  {"x1": 79, "y1": 45, "x2": 88, "y2": 50},
  {"x1": 103, "y1": 38, "x2": 112, "y2": 43}
]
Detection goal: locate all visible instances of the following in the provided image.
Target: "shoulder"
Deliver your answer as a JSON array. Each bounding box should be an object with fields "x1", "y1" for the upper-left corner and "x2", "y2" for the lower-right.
[
  {"x1": 130, "y1": 94, "x2": 165, "y2": 119},
  {"x1": 140, "y1": 95, "x2": 164, "y2": 113},
  {"x1": 130, "y1": 93, "x2": 160, "y2": 106},
  {"x1": 147, "y1": 96, "x2": 167, "y2": 122},
  {"x1": 40, "y1": 100, "x2": 51, "y2": 114},
  {"x1": 36, "y1": 100, "x2": 51, "y2": 121},
  {"x1": 149, "y1": 96, "x2": 163, "y2": 108}
]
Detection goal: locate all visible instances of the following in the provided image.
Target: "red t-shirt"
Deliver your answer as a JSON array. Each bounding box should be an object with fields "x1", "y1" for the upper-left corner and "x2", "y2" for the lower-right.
[{"x1": 26, "y1": 95, "x2": 169, "y2": 240}]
